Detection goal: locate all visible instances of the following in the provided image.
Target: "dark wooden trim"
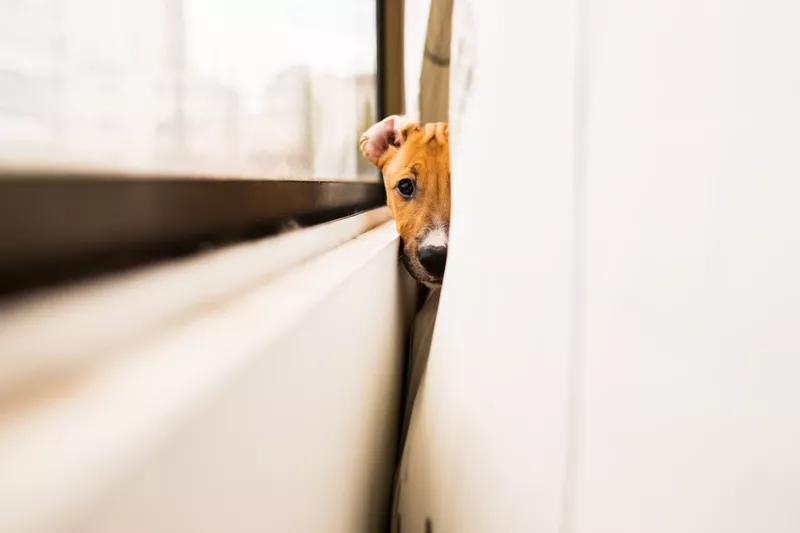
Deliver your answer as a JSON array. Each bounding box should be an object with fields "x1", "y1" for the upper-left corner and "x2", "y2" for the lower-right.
[
  {"x1": 376, "y1": 0, "x2": 387, "y2": 119},
  {"x1": 377, "y1": 0, "x2": 405, "y2": 118},
  {"x1": 0, "y1": 175, "x2": 386, "y2": 298}
]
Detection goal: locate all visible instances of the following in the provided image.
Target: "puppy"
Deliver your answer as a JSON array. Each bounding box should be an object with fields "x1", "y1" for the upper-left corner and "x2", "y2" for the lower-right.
[{"x1": 360, "y1": 115, "x2": 451, "y2": 287}]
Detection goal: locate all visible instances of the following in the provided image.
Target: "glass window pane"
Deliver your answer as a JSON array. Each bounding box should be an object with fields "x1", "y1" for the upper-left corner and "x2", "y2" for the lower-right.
[{"x1": 0, "y1": 0, "x2": 378, "y2": 180}]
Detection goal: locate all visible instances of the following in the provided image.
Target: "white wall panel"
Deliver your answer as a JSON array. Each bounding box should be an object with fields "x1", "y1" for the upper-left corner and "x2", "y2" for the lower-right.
[
  {"x1": 394, "y1": 0, "x2": 579, "y2": 530},
  {"x1": 575, "y1": 0, "x2": 800, "y2": 531},
  {"x1": 399, "y1": 0, "x2": 800, "y2": 531},
  {"x1": 0, "y1": 215, "x2": 416, "y2": 533}
]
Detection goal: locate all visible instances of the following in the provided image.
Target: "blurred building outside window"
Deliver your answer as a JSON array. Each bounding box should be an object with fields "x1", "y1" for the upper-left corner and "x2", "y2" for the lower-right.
[{"x1": 0, "y1": 0, "x2": 378, "y2": 180}]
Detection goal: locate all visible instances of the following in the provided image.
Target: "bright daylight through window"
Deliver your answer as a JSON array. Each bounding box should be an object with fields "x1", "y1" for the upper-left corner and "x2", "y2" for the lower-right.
[{"x1": 0, "y1": 0, "x2": 378, "y2": 180}]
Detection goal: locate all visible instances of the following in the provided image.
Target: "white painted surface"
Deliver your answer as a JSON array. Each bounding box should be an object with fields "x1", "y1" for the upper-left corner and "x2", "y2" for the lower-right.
[
  {"x1": 0, "y1": 216, "x2": 416, "y2": 533},
  {"x1": 395, "y1": 0, "x2": 578, "y2": 531},
  {"x1": 0, "y1": 209, "x2": 390, "y2": 392},
  {"x1": 397, "y1": 0, "x2": 800, "y2": 531},
  {"x1": 574, "y1": 0, "x2": 800, "y2": 531}
]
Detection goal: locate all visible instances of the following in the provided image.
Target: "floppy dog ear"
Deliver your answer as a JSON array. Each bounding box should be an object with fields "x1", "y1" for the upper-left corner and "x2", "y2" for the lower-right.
[{"x1": 359, "y1": 115, "x2": 416, "y2": 168}]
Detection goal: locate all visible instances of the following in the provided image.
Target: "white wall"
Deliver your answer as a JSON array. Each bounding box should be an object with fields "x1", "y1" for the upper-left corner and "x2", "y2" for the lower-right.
[
  {"x1": 397, "y1": 0, "x2": 800, "y2": 531},
  {"x1": 0, "y1": 211, "x2": 417, "y2": 533},
  {"x1": 576, "y1": 0, "x2": 800, "y2": 531},
  {"x1": 396, "y1": 0, "x2": 578, "y2": 530},
  {"x1": 69, "y1": 233, "x2": 412, "y2": 533}
]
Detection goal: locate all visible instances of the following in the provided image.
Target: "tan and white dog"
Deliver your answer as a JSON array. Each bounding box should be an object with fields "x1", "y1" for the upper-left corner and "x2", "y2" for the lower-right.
[{"x1": 360, "y1": 115, "x2": 451, "y2": 287}]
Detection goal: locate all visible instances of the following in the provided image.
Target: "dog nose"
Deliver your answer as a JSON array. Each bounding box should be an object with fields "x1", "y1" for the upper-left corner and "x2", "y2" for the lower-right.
[{"x1": 418, "y1": 245, "x2": 448, "y2": 278}]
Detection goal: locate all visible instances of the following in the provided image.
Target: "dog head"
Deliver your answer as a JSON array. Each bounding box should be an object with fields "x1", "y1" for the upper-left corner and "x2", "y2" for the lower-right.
[{"x1": 360, "y1": 115, "x2": 451, "y2": 287}]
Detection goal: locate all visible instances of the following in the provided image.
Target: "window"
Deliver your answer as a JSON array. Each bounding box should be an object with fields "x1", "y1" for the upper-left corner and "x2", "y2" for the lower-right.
[
  {"x1": 0, "y1": 0, "x2": 403, "y2": 297},
  {"x1": 0, "y1": 0, "x2": 379, "y2": 179}
]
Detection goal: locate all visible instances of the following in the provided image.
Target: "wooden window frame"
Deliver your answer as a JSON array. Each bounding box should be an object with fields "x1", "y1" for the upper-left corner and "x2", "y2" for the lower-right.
[{"x1": 0, "y1": 1, "x2": 405, "y2": 298}]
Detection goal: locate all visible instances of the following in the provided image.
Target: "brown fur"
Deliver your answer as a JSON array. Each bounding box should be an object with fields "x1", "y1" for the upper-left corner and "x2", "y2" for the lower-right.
[{"x1": 360, "y1": 117, "x2": 451, "y2": 285}]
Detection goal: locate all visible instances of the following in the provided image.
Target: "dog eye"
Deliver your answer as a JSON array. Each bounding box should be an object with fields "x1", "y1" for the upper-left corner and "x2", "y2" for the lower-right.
[{"x1": 396, "y1": 178, "x2": 415, "y2": 199}]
